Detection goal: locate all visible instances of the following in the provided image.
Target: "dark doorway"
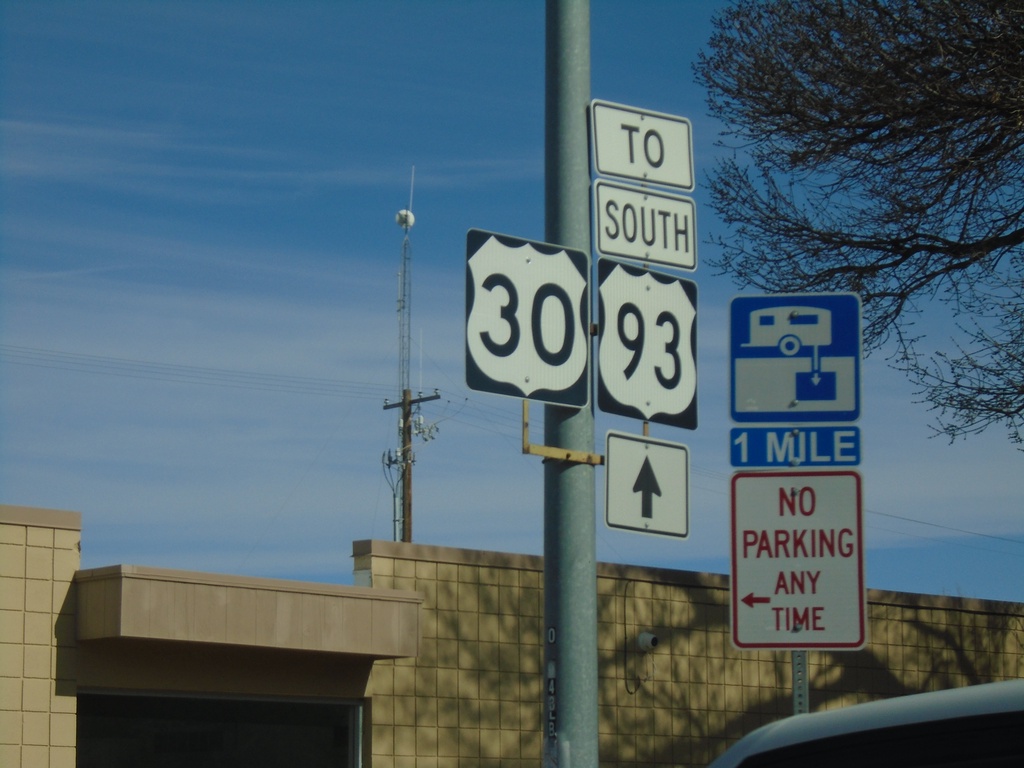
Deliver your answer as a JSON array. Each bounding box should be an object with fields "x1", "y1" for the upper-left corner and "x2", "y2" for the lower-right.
[{"x1": 78, "y1": 692, "x2": 361, "y2": 768}]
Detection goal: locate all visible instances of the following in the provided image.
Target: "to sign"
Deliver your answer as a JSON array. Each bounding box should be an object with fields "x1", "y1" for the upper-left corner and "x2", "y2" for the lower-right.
[
  {"x1": 590, "y1": 100, "x2": 694, "y2": 191},
  {"x1": 465, "y1": 229, "x2": 589, "y2": 407},
  {"x1": 597, "y1": 259, "x2": 697, "y2": 429},
  {"x1": 605, "y1": 431, "x2": 689, "y2": 539},
  {"x1": 593, "y1": 180, "x2": 696, "y2": 270},
  {"x1": 730, "y1": 470, "x2": 866, "y2": 650}
]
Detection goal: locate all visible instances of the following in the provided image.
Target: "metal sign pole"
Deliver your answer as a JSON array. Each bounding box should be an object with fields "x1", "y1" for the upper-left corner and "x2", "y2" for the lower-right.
[
  {"x1": 792, "y1": 650, "x2": 809, "y2": 714},
  {"x1": 543, "y1": 1, "x2": 597, "y2": 767}
]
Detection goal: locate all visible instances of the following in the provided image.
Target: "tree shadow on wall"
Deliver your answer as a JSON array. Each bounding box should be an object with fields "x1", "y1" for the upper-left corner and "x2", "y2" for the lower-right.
[
  {"x1": 595, "y1": 574, "x2": 1023, "y2": 768},
  {"x1": 418, "y1": 558, "x2": 1021, "y2": 768}
]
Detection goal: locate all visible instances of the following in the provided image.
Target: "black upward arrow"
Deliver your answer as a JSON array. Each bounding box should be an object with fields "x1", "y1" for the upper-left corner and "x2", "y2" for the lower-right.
[{"x1": 633, "y1": 457, "x2": 662, "y2": 519}]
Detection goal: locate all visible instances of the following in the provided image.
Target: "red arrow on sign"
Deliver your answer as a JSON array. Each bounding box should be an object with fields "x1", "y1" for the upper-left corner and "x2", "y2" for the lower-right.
[{"x1": 741, "y1": 593, "x2": 771, "y2": 608}]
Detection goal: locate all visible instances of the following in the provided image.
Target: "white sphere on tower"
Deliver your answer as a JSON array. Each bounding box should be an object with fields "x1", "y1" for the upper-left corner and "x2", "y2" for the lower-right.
[{"x1": 396, "y1": 209, "x2": 415, "y2": 229}]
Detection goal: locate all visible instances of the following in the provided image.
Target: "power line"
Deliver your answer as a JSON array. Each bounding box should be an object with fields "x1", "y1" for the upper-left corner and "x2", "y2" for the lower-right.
[
  {"x1": 4, "y1": 343, "x2": 1020, "y2": 556},
  {"x1": 867, "y1": 509, "x2": 1024, "y2": 547},
  {"x1": 1, "y1": 342, "x2": 527, "y2": 440},
  {"x1": 866, "y1": 522, "x2": 1024, "y2": 559},
  {"x1": 1, "y1": 344, "x2": 391, "y2": 400}
]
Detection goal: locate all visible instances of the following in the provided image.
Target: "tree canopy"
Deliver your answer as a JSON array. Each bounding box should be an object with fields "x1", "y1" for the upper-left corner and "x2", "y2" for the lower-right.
[{"x1": 695, "y1": 0, "x2": 1024, "y2": 446}]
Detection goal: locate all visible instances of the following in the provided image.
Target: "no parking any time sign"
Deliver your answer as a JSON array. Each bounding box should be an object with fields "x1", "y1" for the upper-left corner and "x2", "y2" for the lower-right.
[{"x1": 730, "y1": 470, "x2": 866, "y2": 650}]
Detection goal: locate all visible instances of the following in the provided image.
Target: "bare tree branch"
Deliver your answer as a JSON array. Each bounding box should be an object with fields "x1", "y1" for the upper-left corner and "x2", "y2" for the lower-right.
[{"x1": 696, "y1": 0, "x2": 1024, "y2": 445}]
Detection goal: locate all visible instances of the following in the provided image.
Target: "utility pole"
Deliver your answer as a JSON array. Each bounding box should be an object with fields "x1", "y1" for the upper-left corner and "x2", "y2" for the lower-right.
[
  {"x1": 543, "y1": 2, "x2": 598, "y2": 767},
  {"x1": 383, "y1": 386, "x2": 439, "y2": 542}
]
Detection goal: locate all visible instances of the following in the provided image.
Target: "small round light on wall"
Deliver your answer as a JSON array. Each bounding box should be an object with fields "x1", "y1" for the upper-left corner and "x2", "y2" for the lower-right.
[{"x1": 637, "y1": 632, "x2": 659, "y2": 652}]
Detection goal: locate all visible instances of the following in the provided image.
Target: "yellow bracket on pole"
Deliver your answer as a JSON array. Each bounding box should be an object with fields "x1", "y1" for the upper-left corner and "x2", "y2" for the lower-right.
[{"x1": 522, "y1": 400, "x2": 604, "y2": 465}]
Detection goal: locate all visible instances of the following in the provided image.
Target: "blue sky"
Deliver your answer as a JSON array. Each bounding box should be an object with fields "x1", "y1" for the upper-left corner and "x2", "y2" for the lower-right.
[{"x1": 2, "y1": 1, "x2": 1021, "y2": 603}]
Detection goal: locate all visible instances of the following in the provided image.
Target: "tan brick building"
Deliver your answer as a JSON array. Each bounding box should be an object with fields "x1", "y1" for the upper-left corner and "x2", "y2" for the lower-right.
[
  {"x1": 1, "y1": 506, "x2": 80, "y2": 768},
  {"x1": 2, "y1": 504, "x2": 1021, "y2": 767},
  {"x1": 357, "y1": 540, "x2": 1022, "y2": 768}
]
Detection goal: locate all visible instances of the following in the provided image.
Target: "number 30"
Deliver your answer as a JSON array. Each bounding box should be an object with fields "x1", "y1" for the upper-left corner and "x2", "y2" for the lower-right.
[{"x1": 481, "y1": 274, "x2": 576, "y2": 366}]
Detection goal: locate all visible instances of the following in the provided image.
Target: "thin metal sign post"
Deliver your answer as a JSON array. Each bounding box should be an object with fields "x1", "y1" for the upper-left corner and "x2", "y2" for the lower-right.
[
  {"x1": 543, "y1": 1, "x2": 598, "y2": 767},
  {"x1": 792, "y1": 650, "x2": 809, "y2": 714}
]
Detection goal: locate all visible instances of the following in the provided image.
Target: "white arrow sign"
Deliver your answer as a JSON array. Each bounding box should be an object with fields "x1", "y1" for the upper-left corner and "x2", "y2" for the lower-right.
[
  {"x1": 466, "y1": 230, "x2": 589, "y2": 407},
  {"x1": 605, "y1": 431, "x2": 689, "y2": 539},
  {"x1": 597, "y1": 259, "x2": 697, "y2": 428}
]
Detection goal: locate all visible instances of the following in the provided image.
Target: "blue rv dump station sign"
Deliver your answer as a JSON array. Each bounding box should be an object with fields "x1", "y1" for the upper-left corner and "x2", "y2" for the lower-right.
[{"x1": 730, "y1": 294, "x2": 861, "y2": 424}]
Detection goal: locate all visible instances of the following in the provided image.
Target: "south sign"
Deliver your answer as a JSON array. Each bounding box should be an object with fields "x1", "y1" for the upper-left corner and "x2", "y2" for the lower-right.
[{"x1": 593, "y1": 180, "x2": 696, "y2": 270}]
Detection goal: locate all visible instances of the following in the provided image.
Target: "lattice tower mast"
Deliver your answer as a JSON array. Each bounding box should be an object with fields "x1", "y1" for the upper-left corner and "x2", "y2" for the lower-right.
[{"x1": 384, "y1": 167, "x2": 438, "y2": 542}]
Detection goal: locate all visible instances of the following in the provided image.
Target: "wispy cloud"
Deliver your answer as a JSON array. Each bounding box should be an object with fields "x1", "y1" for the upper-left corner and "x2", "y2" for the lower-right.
[{"x1": 3, "y1": 116, "x2": 543, "y2": 208}]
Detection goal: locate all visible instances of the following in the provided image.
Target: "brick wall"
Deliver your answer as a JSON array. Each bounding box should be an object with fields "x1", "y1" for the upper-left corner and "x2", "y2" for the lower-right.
[
  {"x1": 356, "y1": 540, "x2": 1023, "y2": 768},
  {"x1": 359, "y1": 548, "x2": 545, "y2": 768},
  {"x1": 2, "y1": 506, "x2": 1017, "y2": 768},
  {"x1": 0, "y1": 505, "x2": 81, "y2": 768}
]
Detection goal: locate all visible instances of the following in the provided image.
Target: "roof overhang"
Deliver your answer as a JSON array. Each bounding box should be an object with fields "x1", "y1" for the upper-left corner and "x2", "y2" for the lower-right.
[{"x1": 75, "y1": 564, "x2": 421, "y2": 659}]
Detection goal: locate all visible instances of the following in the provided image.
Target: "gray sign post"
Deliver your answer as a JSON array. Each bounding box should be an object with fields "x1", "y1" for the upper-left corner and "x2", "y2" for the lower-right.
[{"x1": 543, "y1": 1, "x2": 598, "y2": 767}]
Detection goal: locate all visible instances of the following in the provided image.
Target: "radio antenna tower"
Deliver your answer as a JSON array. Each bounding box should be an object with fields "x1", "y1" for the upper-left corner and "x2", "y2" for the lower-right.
[{"x1": 383, "y1": 166, "x2": 439, "y2": 542}]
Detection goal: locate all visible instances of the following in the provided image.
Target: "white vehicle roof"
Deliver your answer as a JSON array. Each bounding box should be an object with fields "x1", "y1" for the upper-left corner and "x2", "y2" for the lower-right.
[{"x1": 708, "y1": 679, "x2": 1024, "y2": 768}]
